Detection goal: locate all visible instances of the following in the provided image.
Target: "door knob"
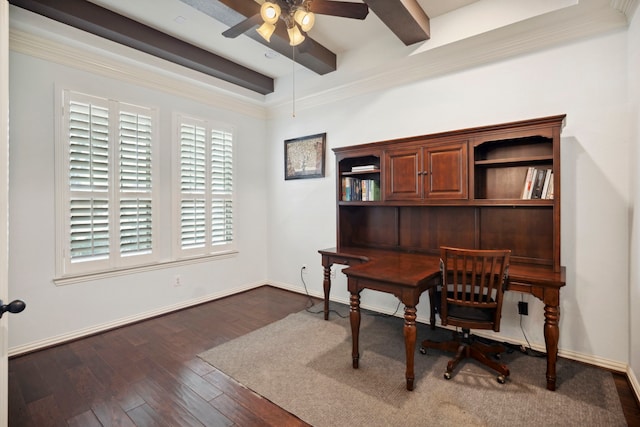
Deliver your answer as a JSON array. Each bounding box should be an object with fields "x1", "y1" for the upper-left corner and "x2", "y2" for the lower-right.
[{"x1": 0, "y1": 299, "x2": 26, "y2": 318}]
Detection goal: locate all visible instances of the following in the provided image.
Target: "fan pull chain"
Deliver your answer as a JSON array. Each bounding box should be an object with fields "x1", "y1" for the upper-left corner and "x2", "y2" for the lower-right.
[{"x1": 292, "y1": 45, "x2": 296, "y2": 118}]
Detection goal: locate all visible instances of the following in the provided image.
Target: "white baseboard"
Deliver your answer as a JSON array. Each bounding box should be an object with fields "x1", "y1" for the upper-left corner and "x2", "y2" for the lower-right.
[
  {"x1": 8, "y1": 281, "x2": 266, "y2": 357},
  {"x1": 628, "y1": 365, "x2": 640, "y2": 404}
]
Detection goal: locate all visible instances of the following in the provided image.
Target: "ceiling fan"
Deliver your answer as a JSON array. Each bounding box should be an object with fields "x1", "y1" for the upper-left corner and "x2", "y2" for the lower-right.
[{"x1": 222, "y1": 0, "x2": 369, "y2": 46}]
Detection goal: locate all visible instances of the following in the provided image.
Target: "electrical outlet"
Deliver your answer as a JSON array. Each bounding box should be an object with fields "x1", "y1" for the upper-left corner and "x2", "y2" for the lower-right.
[
  {"x1": 518, "y1": 301, "x2": 528, "y2": 316},
  {"x1": 174, "y1": 275, "x2": 182, "y2": 287}
]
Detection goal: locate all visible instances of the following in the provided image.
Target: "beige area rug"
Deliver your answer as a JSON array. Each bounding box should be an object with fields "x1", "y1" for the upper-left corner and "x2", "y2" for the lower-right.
[{"x1": 199, "y1": 303, "x2": 626, "y2": 427}]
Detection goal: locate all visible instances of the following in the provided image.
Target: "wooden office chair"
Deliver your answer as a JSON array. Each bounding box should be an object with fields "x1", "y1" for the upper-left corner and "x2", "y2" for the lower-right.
[{"x1": 420, "y1": 246, "x2": 511, "y2": 383}]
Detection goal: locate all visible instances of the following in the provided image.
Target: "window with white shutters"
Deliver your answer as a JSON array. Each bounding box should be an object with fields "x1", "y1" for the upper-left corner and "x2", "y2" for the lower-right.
[
  {"x1": 176, "y1": 115, "x2": 234, "y2": 257},
  {"x1": 57, "y1": 90, "x2": 158, "y2": 277}
]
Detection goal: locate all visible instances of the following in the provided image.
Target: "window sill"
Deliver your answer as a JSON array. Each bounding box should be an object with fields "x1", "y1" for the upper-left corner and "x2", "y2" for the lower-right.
[{"x1": 54, "y1": 250, "x2": 238, "y2": 286}]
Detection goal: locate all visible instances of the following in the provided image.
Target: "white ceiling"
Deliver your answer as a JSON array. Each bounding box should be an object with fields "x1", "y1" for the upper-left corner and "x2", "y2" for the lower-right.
[{"x1": 24, "y1": 0, "x2": 638, "y2": 106}]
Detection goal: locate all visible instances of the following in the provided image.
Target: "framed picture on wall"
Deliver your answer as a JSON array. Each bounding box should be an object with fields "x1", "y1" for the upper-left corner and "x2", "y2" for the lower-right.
[{"x1": 284, "y1": 133, "x2": 326, "y2": 180}]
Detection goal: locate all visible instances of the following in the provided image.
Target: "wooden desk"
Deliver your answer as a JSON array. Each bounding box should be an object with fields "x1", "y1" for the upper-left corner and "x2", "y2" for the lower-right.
[{"x1": 319, "y1": 247, "x2": 566, "y2": 391}]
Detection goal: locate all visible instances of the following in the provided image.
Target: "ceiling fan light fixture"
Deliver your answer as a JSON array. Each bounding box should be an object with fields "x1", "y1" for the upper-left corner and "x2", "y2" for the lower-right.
[
  {"x1": 293, "y1": 9, "x2": 315, "y2": 32},
  {"x1": 260, "y1": 2, "x2": 281, "y2": 25},
  {"x1": 287, "y1": 24, "x2": 305, "y2": 46},
  {"x1": 256, "y1": 22, "x2": 276, "y2": 42}
]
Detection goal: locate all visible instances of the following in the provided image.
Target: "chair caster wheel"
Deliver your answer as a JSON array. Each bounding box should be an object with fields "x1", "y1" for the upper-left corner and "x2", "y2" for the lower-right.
[
  {"x1": 444, "y1": 372, "x2": 452, "y2": 380},
  {"x1": 419, "y1": 347, "x2": 426, "y2": 355},
  {"x1": 497, "y1": 375, "x2": 506, "y2": 384}
]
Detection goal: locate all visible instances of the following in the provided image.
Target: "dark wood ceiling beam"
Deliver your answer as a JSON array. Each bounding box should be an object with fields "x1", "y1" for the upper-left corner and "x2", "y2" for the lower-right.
[
  {"x1": 185, "y1": 0, "x2": 337, "y2": 75},
  {"x1": 364, "y1": 0, "x2": 430, "y2": 45},
  {"x1": 9, "y1": 0, "x2": 275, "y2": 94}
]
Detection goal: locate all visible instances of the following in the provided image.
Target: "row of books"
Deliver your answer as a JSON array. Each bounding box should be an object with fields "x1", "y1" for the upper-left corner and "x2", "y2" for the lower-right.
[
  {"x1": 342, "y1": 177, "x2": 381, "y2": 201},
  {"x1": 521, "y1": 167, "x2": 554, "y2": 199}
]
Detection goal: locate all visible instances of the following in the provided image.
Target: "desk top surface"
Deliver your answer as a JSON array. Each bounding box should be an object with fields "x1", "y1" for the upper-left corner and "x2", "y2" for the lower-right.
[{"x1": 319, "y1": 247, "x2": 566, "y2": 289}]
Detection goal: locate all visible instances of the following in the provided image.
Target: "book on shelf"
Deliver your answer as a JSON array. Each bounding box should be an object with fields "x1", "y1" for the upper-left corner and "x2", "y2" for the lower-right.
[
  {"x1": 351, "y1": 165, "x2": 377, "y2": 172},
  {"x1": 521, "y1": 167, "x2": 535, "y2": 199},
  {"x1": 368, "y1": 179, "x2": 380, "y2": 201},
  {"x1": 342, "y1": 177, "x2": 351, "y2": 201},
  {"x1": 530, "y1": 169, "x2": 548, "y2": 199},
  {"x1": 541, "y1": 169, "x2": 552, "y2": 199},
  {"x1": 545, "y1": 174, "x2": 554, "y2": 199}
]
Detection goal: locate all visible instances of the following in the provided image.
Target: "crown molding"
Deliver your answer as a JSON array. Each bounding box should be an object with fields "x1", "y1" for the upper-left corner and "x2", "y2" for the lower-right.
[{"x1": 9, "y1": 28, "x2": 268, "y2": 119}]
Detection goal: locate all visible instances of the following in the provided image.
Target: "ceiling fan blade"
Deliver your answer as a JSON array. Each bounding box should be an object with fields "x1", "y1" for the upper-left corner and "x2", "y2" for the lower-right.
[
  {"x1": 222, "y1": 14, "x2": 263, "y2": 38},
  {"x1": 308, "y1": 1, "x2": 369, "y2": 20}
]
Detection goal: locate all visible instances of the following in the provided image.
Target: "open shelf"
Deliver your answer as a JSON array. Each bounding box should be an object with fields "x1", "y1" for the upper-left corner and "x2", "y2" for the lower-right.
[{"x1": 474, "y1": 135, "x2": 554, "y2": 201}]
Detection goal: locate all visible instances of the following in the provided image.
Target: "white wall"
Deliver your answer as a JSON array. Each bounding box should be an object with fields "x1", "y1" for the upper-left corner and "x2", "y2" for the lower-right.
[
  {"x1": 628, "y1": 5, "x2": 640, "y2": 388},
  {"x1": 7, "y1": 48, "x2": 270, "y2": 352},
  {"x1": 267, "y1": 29, "x2": 631, "y2": 367}
]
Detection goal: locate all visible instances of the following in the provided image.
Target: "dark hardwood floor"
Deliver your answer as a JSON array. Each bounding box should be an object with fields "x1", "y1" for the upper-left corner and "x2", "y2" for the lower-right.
[{"x1": 8, "y1": 286, "x2": 640, "y2": 426}]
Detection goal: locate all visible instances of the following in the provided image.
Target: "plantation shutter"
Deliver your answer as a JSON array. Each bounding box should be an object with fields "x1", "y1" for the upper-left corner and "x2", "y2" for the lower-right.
[
  {"x1": 119, "y1": 110, "x2": 153, "y2": 256},
  {"x1": 180, "y1": 123, "x2": 207, "y2": 249},
  {"x1": 211, "y1": 129, "x2": 233, "y2": 245},
  {"x1": 68, "y1": 100, "x2": 110, "y2": 262}
]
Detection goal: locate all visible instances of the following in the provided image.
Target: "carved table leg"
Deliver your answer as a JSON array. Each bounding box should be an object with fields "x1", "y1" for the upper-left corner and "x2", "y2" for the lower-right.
[
  {"x1": 404, "y1": 305, "x2": 417, "y2": 391},
  {"x1": 322, "y1": 263, "x2": 332, "y2": 320},
  {"x1": 350, "y1": 292, "x2": 361, "y2": 369},
  {"x1": 544, "y1": 303, "x2": 560, "y2": 391}
]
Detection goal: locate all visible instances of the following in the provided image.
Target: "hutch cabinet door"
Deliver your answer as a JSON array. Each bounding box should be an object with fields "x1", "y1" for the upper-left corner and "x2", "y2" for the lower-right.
[
  {"x1": 424, "y1": 141, "x2": 468, "y2": 199},
  {"x1": 383, "y1": 147, "x2": 422, "y2": 200},
  {"x1": 383, "y1": 141, "x2": 468, "y2": 201}
]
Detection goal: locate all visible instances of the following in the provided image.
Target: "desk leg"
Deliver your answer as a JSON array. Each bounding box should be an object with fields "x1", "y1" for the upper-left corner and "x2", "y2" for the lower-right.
[
  {"x1": 404, "y1": 306, "x2": 417, "y2": 391},
  {"x1": 322, "y1": 261, "x2": 332, "y2": 320},
  {"x1": 544, "y1": 303, "x2": 560, "y2": 391},
  {"x1": 350, "y1": 292, "x2": 361, "y2": 369}
]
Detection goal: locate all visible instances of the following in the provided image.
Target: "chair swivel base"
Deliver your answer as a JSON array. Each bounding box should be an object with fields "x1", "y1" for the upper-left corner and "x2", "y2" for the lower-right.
[{"x1": 420, "y1": 331, "x2": 510, "y2": 384}]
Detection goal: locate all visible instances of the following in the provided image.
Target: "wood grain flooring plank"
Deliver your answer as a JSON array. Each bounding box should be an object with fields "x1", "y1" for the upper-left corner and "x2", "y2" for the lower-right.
[
  {"x1": 67, "y1": 409, "x2": 103, "y2": 427},
  {"x1": 126, "y1": 403, "x2": 172, "y2": 427},
  {"x1": 138, "y1": 359, "x2": 233, "y2": 427},
  {"x1": 131, "y1": 377, "x2": 209, "y2": 427},
  {"x1": 91, "y1": 397, "x2": 137, "y2": 427},
  {"x1": 27, "y1": 395, "x2": 65, "y2": 427},
  {"x1": 33, "y1": 348, "x2": 91, "y2": 420},
  {"x1": 209, "y1": 392, "x2": 304, "y2": 427},
  {"x1": 8, "y1": 355, "x2": 51, "y2": 404},
  {"x1": 7, "y1": 369, "x2": 29, "y2": 427},
  {"x1": 185, "y1": 356, "x2": 218, "y2": 377},
  {"x1": 71, "y1": 342, "x2": 131, "y2": 396}
]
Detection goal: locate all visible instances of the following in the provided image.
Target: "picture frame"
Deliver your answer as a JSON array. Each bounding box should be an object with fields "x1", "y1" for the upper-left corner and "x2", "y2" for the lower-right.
[{"x1": 284, "y1": 133, "x2": 326, "y2": 180}]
